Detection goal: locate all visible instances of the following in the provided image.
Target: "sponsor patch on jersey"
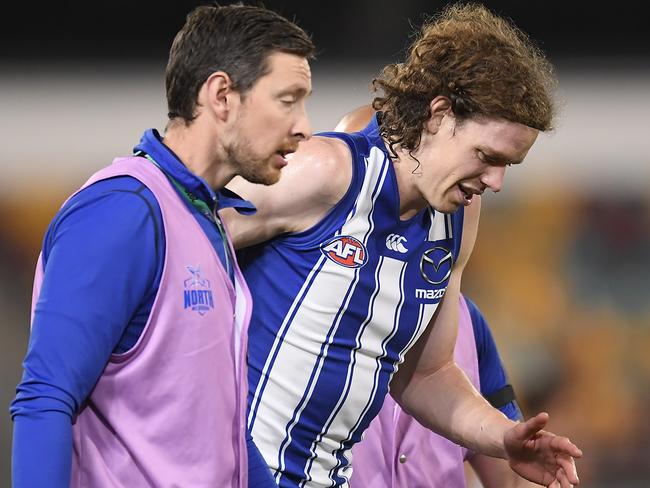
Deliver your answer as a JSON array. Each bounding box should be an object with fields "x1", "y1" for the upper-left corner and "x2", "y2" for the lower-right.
[
  {"x1": 415, "y1": 288, "x2": 446, "y2": 300},
  {"x1": 419, "y1": 246, "x2": 453, "y2": 285},
  {"x1": 320, "y1": 235, "x2": 368, "y2": 268},
  {"x1": 183, "y1": 265, "x2": 214, "y2": 315}
]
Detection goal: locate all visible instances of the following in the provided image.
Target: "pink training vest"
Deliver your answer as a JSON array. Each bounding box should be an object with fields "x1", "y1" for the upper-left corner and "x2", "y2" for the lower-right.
[
  {"x1": 31, "y1": 157, "x2": 251, "y2": 487},
  {"x1": 350, "y1": 295, "x2": 479, "y2": 488}
]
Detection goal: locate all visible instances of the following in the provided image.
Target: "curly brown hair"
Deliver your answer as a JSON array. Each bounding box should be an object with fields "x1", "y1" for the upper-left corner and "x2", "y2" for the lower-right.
[{"x1": 372, "y1": 2, "x2": 557, "y2": 154}]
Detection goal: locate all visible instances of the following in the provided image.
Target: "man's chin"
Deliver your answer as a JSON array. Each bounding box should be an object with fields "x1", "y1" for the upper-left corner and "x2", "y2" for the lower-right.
[
  {"x1": 429, "y1": 198, "x2": 462, "y2": 214},
  {"x1": 241, "y1": 169, "x2": 281, "y2": 186},
  {"x1": 259, "y1": 173, "x2": 281, "y2": 186}
]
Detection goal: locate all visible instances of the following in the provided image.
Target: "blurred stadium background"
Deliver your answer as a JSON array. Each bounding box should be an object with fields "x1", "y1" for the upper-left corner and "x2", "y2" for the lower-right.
[{"x1": 1, "y1": 1, "x2": 648, "y2": 486}]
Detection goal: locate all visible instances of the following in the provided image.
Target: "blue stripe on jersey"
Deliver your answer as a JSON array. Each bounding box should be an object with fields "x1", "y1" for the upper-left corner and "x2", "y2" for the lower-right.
[
  {"x1": 451, "y1": 208, "x2": 464, "y2": 258},
  {"x1": 299, "y1": 256, "x2": 390, "y2": 486},
  {"x1": 275, "y1": 264, "x2": 362, "y2": 483},
  {"x1": 396, "y1": 303, "x2": 428, "y2": 364},
  {"x1": 328, "y1": 258, "x2": 408, "y2": 486},
  {"x1": 248, "y1": 253, "x2": 328, "y2": 430},
  {"x1": 275, "y1": 148, "x2": 391, "y2": 486}
]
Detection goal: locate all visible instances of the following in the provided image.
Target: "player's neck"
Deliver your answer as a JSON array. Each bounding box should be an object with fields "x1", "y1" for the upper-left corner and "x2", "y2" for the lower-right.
[{"x1": 391, "y1": 145, "x2": 428, "y2": 220}]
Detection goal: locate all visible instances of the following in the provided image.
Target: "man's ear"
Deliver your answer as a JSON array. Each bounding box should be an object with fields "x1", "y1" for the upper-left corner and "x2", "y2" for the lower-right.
[
  {"x1": 202, "y1": 71, "x2": 239, "y2": 121},
  {"x1": 424, "y1": 96, "x2": 453, "y2": 134}
]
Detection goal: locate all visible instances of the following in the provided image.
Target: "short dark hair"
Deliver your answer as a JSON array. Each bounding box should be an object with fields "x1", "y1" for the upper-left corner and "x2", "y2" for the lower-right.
[
  {"x1": 166, "y1": 4, "x2": 315, "y2": 122},
  {"x1": 373, "y1": 3, "x2": 557, "y2": 154}
]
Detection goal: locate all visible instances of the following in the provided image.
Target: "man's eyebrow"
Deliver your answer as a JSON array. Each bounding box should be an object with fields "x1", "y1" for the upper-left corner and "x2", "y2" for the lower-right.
[{"x1": 277, "y1": 86, "x2": 312, "y2": 97}]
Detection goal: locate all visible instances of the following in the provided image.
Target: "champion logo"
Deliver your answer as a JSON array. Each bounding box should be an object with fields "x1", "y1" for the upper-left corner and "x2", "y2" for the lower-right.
[
  {"x1": 321, "y1": 235, "x2": 368, "y2": 268},
  {"x1": 385, "y1": 233, "x2": 408, "y2": 253},
  {"x1": 183, "y1": 265, "x2": 214, "y2": 315}
]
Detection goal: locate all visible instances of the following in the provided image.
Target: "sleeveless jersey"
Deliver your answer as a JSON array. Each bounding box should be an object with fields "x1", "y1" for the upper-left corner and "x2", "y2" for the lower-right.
[
  {"x1": 31, "y1": 157, "x2": 251, "y2": 487},
  {"x1": 239, "y1": 116, "x2": 464, "y2": 487},
  {"x1": 349, "y1": 295, "x2": 479, "y2": 488}
]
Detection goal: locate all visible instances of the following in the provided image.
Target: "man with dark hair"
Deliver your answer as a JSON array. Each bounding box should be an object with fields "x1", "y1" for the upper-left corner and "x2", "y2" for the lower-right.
[
  {"x1": 224, "y1": 3, "x2": 581, "y2": 487},
  {"x1": 10, "y1": 5, "x2": 313, "y2": 487}
]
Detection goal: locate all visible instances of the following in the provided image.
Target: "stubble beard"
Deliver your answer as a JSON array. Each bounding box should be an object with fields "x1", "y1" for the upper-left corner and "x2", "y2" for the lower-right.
[{"x1": 225, "y1": 136, "x2": 280, "y2": 186}]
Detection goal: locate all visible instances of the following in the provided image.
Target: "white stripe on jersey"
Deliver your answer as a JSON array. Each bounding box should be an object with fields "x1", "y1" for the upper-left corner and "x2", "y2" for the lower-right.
[
  {"x1": 303, "y1": 256, "x2": 408, "y2": 487},
  {"x1": 427, "y1": 207, "x2": 448, "y2": 241},
  {"x1": 273, "y1": 261, "x2": 363, "y2": 483},
  {"x1": 394, "y1": 301, "x2": 438, "y2": 370},
  {"x1": 251, "y1": 147, "x2": 391, "y2": 479},
  {"x1": 247, "y1": 252, "x2": 328, "y2": 428},
  {"x1": 445, "y1": 213, "x2": 454, "y2": 239}
]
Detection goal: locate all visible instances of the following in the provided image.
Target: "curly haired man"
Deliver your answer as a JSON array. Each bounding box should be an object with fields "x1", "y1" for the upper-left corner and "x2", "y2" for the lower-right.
[{"x1": 225, "y1": 4, "x2": 581, "y2": 487}]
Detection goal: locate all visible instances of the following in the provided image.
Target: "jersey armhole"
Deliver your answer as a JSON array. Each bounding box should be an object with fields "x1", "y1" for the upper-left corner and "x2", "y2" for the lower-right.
[{"x1": 451, "y1": 205, "x2": 465, "y2": 262}]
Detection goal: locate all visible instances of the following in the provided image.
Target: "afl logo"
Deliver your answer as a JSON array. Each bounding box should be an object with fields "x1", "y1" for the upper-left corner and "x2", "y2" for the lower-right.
[{"x1": 321, "y1": 235, "x2": 368, "y2": 268}]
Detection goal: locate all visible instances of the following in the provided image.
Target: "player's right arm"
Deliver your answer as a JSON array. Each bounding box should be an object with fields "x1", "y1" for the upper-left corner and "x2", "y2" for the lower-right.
[
  {"x1": 222, "y1": 136, "x2": 353, "y2": 248},
  {"x1": 10, "y1": 178, "x2": 162, "y2": 487},
  {"x1": 463, "y1": 296, "x2": 538, "y2": 488}
]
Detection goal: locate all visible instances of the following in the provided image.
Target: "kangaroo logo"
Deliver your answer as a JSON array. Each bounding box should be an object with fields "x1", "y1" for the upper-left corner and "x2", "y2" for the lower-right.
[{"x1": 183, "y1": 265, "x2": 214, "y2": 315}]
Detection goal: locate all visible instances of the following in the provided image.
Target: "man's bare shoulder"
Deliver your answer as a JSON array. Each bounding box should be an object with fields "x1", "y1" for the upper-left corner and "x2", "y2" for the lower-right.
[
  {"x1": 287, "y1": 135, "x2": 352, "y2": 206},
  {"x1": 292, "y1": 135, "x2": 351, "y2": 174}
]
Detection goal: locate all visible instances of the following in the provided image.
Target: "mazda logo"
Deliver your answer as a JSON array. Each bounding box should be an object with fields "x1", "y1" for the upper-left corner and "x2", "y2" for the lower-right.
[{"x1": 419, "y1": 247, "x2": 453, "y2": 285}]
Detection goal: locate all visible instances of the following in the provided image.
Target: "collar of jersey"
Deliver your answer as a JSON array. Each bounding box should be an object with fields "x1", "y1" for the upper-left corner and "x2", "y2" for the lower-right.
[
  {"x1": 133, "y1": 128, "x2": 256, "y2": 215},
  {"x1": 360, "y1": 112, "x2": 385, "y2": 150}
]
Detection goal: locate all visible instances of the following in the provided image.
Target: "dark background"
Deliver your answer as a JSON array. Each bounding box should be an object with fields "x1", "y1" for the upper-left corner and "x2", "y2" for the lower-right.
[{"x1": 3, "y1": 0, "x2": 649, "y2": 65}]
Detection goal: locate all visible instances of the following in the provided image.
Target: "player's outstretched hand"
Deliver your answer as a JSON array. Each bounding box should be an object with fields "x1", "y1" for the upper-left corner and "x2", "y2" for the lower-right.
[{"x1": 504, "y1": 412, "x2": 582, "y2": 488}]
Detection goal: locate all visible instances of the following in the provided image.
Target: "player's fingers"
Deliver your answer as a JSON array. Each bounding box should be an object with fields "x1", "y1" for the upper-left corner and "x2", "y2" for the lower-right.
[
  {"x1": 555, "y1": 466, "x2": 575, "y2": 488},
  {"x1": 551, "y1": 436, "x2": 583, "y2": 458},
  {"x1": 556, "y1": 455, "x2": 580, "y2": 485},
  {"x1": 518, "y1": 411, "x2": 549, "y2": 438},
  {"x1": 548, "y1": 479, "x2": 561, "y2": 488}
]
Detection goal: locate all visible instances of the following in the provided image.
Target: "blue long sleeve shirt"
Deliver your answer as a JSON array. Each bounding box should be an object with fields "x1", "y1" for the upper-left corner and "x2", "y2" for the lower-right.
[
  {"x1": 10, "y1": 129, "x2": 255, "y2": 487},
  {"x1": 466, "y1": 296, "x2": 523, "y2": 421}
]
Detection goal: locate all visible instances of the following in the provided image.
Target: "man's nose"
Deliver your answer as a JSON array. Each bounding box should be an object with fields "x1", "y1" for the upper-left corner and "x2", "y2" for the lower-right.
[
  {"x1": 292, "y1": 105, "x2": 312, "y2": 141},
  {"x1": 480, "y1": 165, "x2": 506, "y2": 193}
]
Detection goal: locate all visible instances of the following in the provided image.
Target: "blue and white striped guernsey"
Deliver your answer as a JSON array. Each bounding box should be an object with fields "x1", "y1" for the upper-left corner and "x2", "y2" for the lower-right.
[{"x1": 238, "y1": 115, "x2": 464, "y2": 487}]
